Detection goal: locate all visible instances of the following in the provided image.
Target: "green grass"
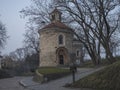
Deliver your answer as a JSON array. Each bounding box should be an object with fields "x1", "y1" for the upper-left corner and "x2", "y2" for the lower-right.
[
  {"x1": 34, "y1": 67, "x2": 71, "y2": 83},
  {"x1": 37, "y1": 67, "x2": 70, "y2": 75},
  {"x1": 72, "y1": 60, "x2": 120, "y2": 90}
]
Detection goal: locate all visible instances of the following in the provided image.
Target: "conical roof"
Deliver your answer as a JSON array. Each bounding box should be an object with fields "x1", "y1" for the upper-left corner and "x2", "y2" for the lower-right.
[{"x1": 42, "y1": 21, "x2": 73, "y2": 30}]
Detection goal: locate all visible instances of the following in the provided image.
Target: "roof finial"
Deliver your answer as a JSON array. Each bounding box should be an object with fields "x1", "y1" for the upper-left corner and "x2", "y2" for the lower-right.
[{"x1": 50, "y1": 8, "x2": 62, "y2": 22}]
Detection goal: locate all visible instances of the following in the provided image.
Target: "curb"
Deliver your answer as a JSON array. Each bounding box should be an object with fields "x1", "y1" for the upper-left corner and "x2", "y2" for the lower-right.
[
  {"x1": 19, "y1": 80, "x2": 27, "y2": 88},
  {"x1": 19, "y1": 77, "x2": 40, "y2": 88}
]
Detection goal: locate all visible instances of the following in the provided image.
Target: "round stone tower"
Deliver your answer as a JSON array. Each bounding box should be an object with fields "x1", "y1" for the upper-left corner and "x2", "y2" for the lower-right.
[{"x1": 38, "y1": 8, "x2": 74, "y2": 67}]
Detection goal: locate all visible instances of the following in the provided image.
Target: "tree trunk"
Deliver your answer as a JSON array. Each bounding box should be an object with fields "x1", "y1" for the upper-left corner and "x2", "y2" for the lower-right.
[
  {"x1": 105, "y1": 45, "x2": 116, "y2": 64},
  {"x1": 88, "y1": 51, "x2": 101, "y2": 66}
]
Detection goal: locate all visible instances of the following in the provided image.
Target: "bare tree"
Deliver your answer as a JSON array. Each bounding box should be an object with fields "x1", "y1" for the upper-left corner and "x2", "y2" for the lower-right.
[
  {"x1": 9, "y1": 47, "x2": 39, "y2": 73},
  {"x1": 0, "y1": 20, "x2": 8, "y2": 49},
  {"x1": 23, "y1": 25, "x2": 39, "y2": 54},
  {"x1": 20, "y1": 0, "x2": 54, "y2": 55},
  {"x1": 55, "y1": 0, "x2": 120, "y2": 64},
  {"x1": 20, "y1": 0, "x2": 120, "y2": 65},
  {"x1": 52, "y1": 0, "x2": 102, "y2": 65},
  {"x1": 109, "y1": 32, "x2": 120, "y2": 56},
  {"x1": 1, "y1": 55, "x2": 15, "y2": 69},
  {"x1": 9, "y1": 48, "x2": 27, "y2": 61},
  {"x1": 20, "y1": 0, "x2": 101, "y2": 65},
  {"x1": 20, "y1": 0, "x2": 54, "y2": 28}
]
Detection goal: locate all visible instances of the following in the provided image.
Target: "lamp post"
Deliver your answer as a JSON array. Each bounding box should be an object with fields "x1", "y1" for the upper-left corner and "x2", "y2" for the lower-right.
[
  {"x1": 70, "y1": 53, "x2": 77, "y2": 83},
  {"x1": 0, "y1": 55, "x2": 2, "y2": 69}
]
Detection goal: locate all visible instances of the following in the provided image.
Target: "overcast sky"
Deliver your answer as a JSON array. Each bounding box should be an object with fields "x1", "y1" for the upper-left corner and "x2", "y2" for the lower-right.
[{"x1": 0, "y1": 0, "x2": 31, "y2": 55}]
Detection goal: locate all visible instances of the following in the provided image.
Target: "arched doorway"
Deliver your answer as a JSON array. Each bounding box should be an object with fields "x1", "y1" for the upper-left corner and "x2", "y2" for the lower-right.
[
  {"x1": 56, "y1": 47, "x2": 69, "y2": 65},
  {"x1": 59, "y1": 55, "x2": 64, "y2": 64}
]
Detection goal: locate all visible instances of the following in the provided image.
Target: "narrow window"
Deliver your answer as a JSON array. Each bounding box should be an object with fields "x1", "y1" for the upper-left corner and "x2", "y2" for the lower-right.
[
  {"x1": 76, "y1": 50, "x2": 79, "y2": 57},
  {"x1": 59, "y1": 35, "x2": 63, "y2": 45},
  {"x1": 52, "y1": 15, "x2": 55, "y2": 21}
]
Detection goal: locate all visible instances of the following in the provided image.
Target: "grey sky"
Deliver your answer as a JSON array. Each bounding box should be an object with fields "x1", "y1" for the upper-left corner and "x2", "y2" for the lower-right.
[{"x1": 0, "y1": 0, "x2": 31, "y2": 55}]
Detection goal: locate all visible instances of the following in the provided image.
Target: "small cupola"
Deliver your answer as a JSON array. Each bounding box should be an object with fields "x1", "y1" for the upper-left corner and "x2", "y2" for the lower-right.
[{"x1": 50, "y1": 8, "x2": 62, "y2": 22}]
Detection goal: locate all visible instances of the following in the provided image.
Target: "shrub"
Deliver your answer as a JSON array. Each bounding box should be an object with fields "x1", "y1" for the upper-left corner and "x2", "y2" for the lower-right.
[{"x1": 0, "y1": 69, "x2": 13, "y2": 79}]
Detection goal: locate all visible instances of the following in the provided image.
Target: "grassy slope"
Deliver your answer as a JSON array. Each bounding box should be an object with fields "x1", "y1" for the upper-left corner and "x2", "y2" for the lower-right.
[{"x1": 72, "y1": 61, "x2": 120, "y2": 90}]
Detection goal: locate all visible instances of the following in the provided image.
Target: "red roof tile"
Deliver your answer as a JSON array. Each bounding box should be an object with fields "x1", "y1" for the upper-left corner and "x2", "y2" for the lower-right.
[{"x1": 42, "y1": 21, "x2": 73, "y2": 30}]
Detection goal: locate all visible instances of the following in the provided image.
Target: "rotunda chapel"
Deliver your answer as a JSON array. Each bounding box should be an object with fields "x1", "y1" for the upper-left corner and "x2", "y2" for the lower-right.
[{"x1": 38, "y1": 8, "x2": 82, "y2": 67}]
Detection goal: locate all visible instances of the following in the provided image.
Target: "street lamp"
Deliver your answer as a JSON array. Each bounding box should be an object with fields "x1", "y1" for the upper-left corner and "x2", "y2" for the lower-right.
[
  {"x1": 70, "y1": 53, "x2": 77, "y2": 83},
  {"x1": 0, "y1": 55, "x2": 2, "y2": 69}
]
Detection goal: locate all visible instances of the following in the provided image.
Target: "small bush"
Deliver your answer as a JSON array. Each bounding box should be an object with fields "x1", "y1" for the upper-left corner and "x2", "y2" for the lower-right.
[{"x1": 0, "y1": 69, "x2": 13, "y2": 79}]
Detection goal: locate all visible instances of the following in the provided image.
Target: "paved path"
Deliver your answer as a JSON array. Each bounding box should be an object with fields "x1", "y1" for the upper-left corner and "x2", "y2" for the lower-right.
[
  {"x1": 0, "y1": 67, "x2": 104, "y2": 90},
  {"x1": 21, "y1": 67, "x2": 104, "y2": 90},
  {"x1": 0, "y1": 77, "x2": 28, "y2": 90}
]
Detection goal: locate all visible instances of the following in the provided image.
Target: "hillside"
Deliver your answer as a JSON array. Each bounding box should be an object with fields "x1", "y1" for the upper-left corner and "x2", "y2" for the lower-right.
[{"x1": 72, "y1": 61, "x2": 120, "y2": 90}]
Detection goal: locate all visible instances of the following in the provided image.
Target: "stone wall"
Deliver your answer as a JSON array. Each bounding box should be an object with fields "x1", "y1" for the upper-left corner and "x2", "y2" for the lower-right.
[
  {"x1": 40, "y1": 29, "x2": 57, "y2": 67},
  {"x1": 73, "y1": 41, "x2": 83, "y2": 64},
  {"x1": 39, "y1": 28, "x2": 73, "y2": 67}
]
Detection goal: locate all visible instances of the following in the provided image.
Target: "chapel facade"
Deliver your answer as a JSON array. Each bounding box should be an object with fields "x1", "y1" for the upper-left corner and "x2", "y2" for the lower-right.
[{"x1": 38, "y1": 8, "x2": 83, "y2": 67}]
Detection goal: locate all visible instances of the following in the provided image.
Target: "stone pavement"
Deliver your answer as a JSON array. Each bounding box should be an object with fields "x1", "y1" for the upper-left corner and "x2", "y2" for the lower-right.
[
  {"x1": 0, "y1": 77, "x2": 29, "y2": 90},
  {"x1": 20, "y1": 67, "x2": 104, "y2": 90},
  {"x1": 20, "y1": 76, "x2": 39, "y2": 87}
]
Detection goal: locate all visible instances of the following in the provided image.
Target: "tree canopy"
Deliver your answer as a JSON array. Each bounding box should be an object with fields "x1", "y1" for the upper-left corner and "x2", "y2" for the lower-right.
[{"x1": 0, "y1": 20, "x2": 8, "y2": 50}]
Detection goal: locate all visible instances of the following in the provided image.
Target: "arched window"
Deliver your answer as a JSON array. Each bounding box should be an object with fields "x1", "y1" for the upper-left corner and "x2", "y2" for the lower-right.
[
  {"x1": 76, "y1": 50, "x2": 79, "y2": 57},
  {"x1": 59, "y1": 35, "x2": 63, "y2": 45},
  {"x1": 52, "y1": 14, "x2": 55, "y2": 21}
]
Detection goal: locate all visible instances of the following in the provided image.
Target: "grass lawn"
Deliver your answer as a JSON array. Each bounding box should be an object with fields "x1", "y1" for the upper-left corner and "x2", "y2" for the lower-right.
[
  {"x1": 72, "y1": 60, "x2": 120, "y2": 90},
  {"x1": 34, "y1": 67, "x2": 71, "y2": 82},
  {"x1": 37, "y1": 67, "x2": 70, "y2": 75}
]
